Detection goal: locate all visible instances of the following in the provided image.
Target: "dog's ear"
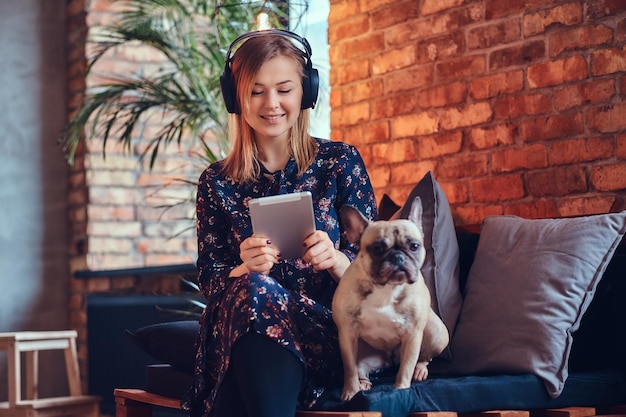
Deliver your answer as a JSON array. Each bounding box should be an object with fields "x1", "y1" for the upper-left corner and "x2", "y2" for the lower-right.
[
  {"x1": 408, "y1": 196, "x2": 424, "y2": 235},
  {"x1": 339, "y1": 205, "x2": 369, "y2": 246}
]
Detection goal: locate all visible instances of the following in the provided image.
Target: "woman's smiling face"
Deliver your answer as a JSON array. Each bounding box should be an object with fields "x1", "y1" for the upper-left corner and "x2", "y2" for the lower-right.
[{"x1": 243, "y1": 55, "x2": 303, "y2": 143}]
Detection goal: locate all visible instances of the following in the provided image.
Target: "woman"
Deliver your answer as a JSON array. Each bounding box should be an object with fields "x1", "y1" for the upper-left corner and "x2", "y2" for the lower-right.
[{"x1": 182, "y1": 30, "x2": 377, "y2": 417}]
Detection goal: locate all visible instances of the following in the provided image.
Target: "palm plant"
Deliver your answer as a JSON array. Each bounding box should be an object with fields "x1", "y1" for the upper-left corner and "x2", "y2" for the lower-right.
[{"x1": 60, "y1": 0, "x2": 291, "y2": 167}]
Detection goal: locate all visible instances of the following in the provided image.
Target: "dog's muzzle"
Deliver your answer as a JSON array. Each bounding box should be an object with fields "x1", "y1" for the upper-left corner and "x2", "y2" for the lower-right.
[{"x1": 376, "y1": 250, "x2": 418, "y2": 284}]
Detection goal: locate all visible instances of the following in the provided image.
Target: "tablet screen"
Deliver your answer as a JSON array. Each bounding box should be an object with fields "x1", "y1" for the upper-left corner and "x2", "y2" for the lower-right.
[{"x1": 248, "y1": 191, "x2": 316, "y2": 259}]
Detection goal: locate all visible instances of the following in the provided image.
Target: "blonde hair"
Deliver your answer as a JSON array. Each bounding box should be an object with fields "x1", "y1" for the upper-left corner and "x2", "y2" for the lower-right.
[{"x1": 221, "y1": 33, "x2": 317, "y2": 183}]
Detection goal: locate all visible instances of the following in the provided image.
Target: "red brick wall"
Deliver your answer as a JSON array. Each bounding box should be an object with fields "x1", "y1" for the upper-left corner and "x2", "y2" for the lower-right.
[{"x1": 329, "y1": 0, "x2": 626, "y2": 225}]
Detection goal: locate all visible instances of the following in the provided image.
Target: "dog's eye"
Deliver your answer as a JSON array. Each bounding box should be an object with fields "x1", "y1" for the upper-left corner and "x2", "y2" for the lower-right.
[
  {"x1": 409, "y1": 241, "x2": 421, "y2": 252},
  {"x1": 369, "y1": 242, "x2": 387, "y2": 257}
]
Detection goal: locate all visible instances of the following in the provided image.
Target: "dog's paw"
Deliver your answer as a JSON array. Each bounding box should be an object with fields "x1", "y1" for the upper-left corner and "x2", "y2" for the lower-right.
[
  {"x1": 359, "y1": 378, "x2": 372, "y2": 391},
  {"x1": 412, "y1": 360, "x2": 430, "y2": 381}
]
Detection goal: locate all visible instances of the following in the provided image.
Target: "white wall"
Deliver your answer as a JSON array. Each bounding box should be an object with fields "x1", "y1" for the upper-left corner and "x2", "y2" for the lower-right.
[{"x1": 0, "y1": 0, "x2": 70, "y2": 400}]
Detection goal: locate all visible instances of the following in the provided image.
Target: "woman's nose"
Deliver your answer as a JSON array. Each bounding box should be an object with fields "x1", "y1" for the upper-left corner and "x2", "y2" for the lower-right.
[{"x1": 264, "y1": 91, "x2": 279, "y2": 108}]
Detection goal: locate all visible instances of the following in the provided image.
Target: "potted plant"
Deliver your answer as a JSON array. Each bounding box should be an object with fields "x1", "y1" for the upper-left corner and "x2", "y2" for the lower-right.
[{"x1": 59, "y1": 0, "x2": 291, "y2": 167}]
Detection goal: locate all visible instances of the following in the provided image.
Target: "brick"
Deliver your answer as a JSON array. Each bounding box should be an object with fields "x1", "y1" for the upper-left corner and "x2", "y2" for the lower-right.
[
  {"x1": 527, "y1": 55, "x2": 588, "y2": 89},
  {"x1": 559, "y1": 195, "x2": 617, "y2": 217},
  {"x1": 371, "y1": 93, "x2": 420, "y2": 120},
  {"x1": 88, "y1": 221, "x2": 142, "y2": 237},
  {"x1": 549, "y1": 136, "x2": 614, "y2": 165},
  {"x1": 523, "y1": 2, "x2": 583, "y2": 37},
  {"x1": 371, "y1": 0, "x2": 421, "y2": 30},
  {"x1": 87, "y1": 205, "x2": 135, "y2": 221},
  {"x1": 440, "y1": 102, "x2": 493, "y2": 130},
  {"x1": 328, "y1": 14, "x2": 370, "y2": 44},
  {"x1": 504, "y1": 200, "x2": 559, "y2": 219},
  {"x1": 618, "y1": 133, "x2": 626, "y2": 158},
  {"x1": 342, "y1": 79, "x2": 384, "y2": 104},
  {"x1": 385, "y1": 65, "x2": 434, "y2": 93},
  {"x1": 495, "y1": 93, "x2": 552, "y2": 119},
  {"x1": 468, "y1": 124, "x2": 516, "y2": 150},
  {"x1": 467, "y1": 19, "x2": 521, "y2": 50},
  {"x1": 586, "y1": 0, "x2": 626, "y2": 19},
  {"x1": 363, "y1": 121, "x2": 390, "y2": 144},
  {"x1": 527, "y1": 166, "x2": 587, "y2": 197},
  {"x1": 416, "y1": 32, "x2": 465, "y2": 63},
  {"x1": 591, "y1": 46, "x2": 626, "y2": 76},
  {"x1": 417, "y1": 131, "x2": 463, "y2": 158},
  {"x1": 586, "y1": 103, "x2": 626, "y2": 133},
  {"x1": 455, "y1": 204, "x2": 503, "y2": 226},
  {"x1": 618, "y1": 17, "x2": 626, "y2": 42},
  {"x1": 372, "y1": 45, "x2": 416, "y2": 75},
  {"x1": 419, "y1": 81, "x2": 467, "y2": 108},
  {"x1": 390, "y1": 161, "x2": 437, "y2": 186},
  {"x1": 338, "y1": 33, "x2": 385, "y2": 60},
  {"x1": 328, "y1": 0, "x2": 361, "y2": 24},
  {"x1": 386, "y1": 20, "x2": 435, "y2": 46},
  {"x1": 89, "y1": 186, "x2": 139, "y2": 205},
  {"x1": 438, "y1": 154, "x2": 489, "y2": 179},
  {"x1": 421, "y1": 0, "x2": 466, "y2": 15},
  {"x1": 359, "y1": 0, "x2": 397, "y2": 13},
  {"x1": 136, "y1": 237, "x2": 184, "y2": 254},
  {"x1": 521, "y1": 112, "x2": 584, "y2": 141},
  {"x1": 553, "y1": 79, "x2": 615, "y2": 111},
  {"x1": 331, "y1": 59, "x2": 370, "y2": 84},
  {"x1": 330, "y1": 88, "x2": 342, "y2": 108},
  {"x1": 485, "y1": 0, "x2": 545, "y2": 19},
  {"x1": 549, "y1": 24, "x2": 613, "y2": 57},
  {"x1": 590, "y1": 163, "x2": 626, "y2": 191},
  {"x1": 440, "y1": 180, "x2": 469, "y2": 204},
  {"x1": 336, "y1": 101, "x2": 370, "y2": 126},
  {"x1": 470, "y1": 70, "x2": 524, "y2": 100},
  {"x1": 436, "y1": 55, "x2": 486, "y2": 81},
  {"x1": 492, "y1": 144, "x2": 548, "y2": 173},
  {"x1": 431, "y1": 3, "x2": 484, "y2": 31},
  {"x1": 372, "y1": 139, "x2": 418, "y2": 164},
  {"x1": 367, "y1": 165, "x2": 391, "y2": 189},
  {"x1": 89, "y1": 237, "x2": 133, "y2": 253},
  {"x1": 490, "y1": 40, "x2": 546, "y2": 70},
  {"x1": 392, "y1": 112, "x2": 439, "y2": 137},
  {"x1": 470, "y1": 174, "x2": 525, "y2": 202}
]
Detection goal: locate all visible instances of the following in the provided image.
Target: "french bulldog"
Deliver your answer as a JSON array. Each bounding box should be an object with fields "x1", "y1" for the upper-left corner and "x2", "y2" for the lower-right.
[{"x1": 332, "y1": 198, "x2": 449, "y2": 401}]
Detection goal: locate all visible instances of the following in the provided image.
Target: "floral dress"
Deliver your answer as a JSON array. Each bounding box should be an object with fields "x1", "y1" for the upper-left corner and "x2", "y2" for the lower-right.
[{"x1": 182, "y1": 138, "x2": 377, "y2": 417}]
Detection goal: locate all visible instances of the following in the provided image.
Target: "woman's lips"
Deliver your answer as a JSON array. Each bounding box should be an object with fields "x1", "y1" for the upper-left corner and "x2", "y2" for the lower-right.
[{"x1": 261, "y1": 114, "x2": 285, "y2": 123}]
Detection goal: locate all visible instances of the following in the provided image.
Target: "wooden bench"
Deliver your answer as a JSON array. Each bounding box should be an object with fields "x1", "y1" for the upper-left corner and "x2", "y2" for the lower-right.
[
  {"x1": 113, "y1": 388, "x2": 626, "y2": 417},
  {"x1": 0, "y1": 331, "x2": 101, "y2": 417}
]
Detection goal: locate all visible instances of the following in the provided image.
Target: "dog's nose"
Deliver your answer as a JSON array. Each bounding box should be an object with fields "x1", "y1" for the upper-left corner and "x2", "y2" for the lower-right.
[{"x1": 389, "y1": 252, "x2": 406, "y2": 265}]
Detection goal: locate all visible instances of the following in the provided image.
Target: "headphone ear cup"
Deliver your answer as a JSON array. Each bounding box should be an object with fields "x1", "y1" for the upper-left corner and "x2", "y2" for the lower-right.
[
  {"x1": 220, "y1": 71, "x2": 239, "y2": 114},
  {"x1": 301, "y1": 67, "x2": 319, "y2": 110}
]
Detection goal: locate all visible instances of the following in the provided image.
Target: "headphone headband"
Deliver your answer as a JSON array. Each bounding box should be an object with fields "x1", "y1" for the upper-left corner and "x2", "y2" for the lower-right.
[
  {"x1": 224, "y1": 29, "x2": 314, "y2": 67},
  {"x1": 220, "y1": 29, "x2": 319, "y2": 114}
]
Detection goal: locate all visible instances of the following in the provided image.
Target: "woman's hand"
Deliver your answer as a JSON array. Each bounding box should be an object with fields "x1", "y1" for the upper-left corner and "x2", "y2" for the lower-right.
[
  {"x1": 302, "y1": 231, "x2": 350, "y2": 282},
  {"x1": 231, "y1": 235, "x2": 280, "y2": 277}
]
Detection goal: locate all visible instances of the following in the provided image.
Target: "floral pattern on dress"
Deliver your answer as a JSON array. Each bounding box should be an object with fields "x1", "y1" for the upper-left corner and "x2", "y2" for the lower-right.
[{"x1": 182, "y1": 139, "x2": 377, "y2": 417}]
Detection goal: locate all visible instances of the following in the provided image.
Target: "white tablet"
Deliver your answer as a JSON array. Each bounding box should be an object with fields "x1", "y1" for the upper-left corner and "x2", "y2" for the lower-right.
[{"x1": 248, "y1": 191, "x2": 316, "y2": 259}]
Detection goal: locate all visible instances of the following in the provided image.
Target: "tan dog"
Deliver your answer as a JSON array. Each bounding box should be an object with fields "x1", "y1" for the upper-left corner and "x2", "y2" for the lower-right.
[{"x1": 332, "y1": 198, "x2": 449, "y2": 401}]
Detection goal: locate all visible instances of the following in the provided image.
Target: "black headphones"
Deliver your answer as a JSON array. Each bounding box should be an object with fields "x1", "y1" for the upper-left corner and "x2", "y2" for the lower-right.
[{"x1": 220, "y1": 29, "x2": 319, "y2": 114}]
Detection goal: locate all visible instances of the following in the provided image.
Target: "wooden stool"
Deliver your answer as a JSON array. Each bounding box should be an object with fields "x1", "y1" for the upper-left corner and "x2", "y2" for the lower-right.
[{"x1": 0, "y1": 330, "x2": 101, "y2": 417}]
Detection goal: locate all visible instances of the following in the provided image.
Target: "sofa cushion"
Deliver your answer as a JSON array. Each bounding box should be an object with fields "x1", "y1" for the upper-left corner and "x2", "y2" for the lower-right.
[
  {"x1": 433, "y1": 212, "x2": 626, "y2": 398},
  {"x1": 317, "y1": 370, "x2": 626, "y2": 416},
  {"x1": 126, "y1": 320, "x2": 199, "y2": 374},
  {"x1": 391, "y1": 171, "x2": 462, "y2": 360}
]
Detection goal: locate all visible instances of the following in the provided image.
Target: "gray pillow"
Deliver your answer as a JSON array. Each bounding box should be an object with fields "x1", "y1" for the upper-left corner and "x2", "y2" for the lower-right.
[
  {"x1": 434, "y1": 212, "x2": 626, "y2": 397},
  {"x1": 392, "y1": 171, "x2": 462, "y2": 360}
]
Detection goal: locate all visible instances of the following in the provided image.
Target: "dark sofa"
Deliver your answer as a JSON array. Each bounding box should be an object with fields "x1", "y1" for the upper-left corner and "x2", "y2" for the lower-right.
[
  {"x1": 127, "y1": 172, "x2": 626, "y2": 417},
  {"x1": 128, "y1": 222, "x2": 626, "y2": 417}
]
